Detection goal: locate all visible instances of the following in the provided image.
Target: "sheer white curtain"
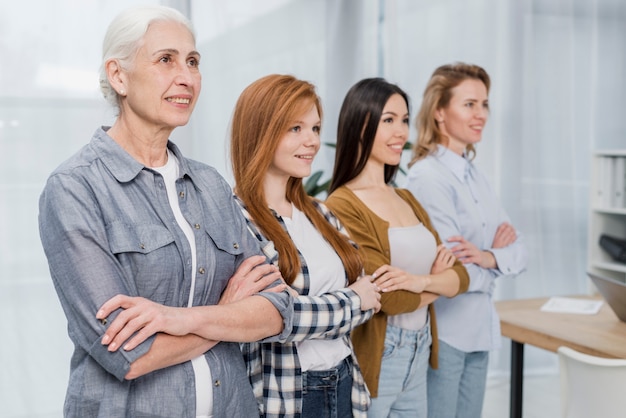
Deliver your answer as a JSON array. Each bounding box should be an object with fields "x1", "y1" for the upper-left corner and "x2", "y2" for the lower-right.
[
  {"x1": 3, "y1": 0, "x2": 625, "y2": 416},
  {"x1": 382, "y1": 0, "x2": 626, "y2": 376},
  {"x1": 187, "y1": 0, "x2": 380, "y2": 186},
  {"x1": 0, "y1": 1, "x2": 164, "y2": 416}
]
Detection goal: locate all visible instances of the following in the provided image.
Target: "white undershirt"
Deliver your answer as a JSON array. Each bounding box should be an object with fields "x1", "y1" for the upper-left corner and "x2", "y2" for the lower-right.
[
  {"x1": 283, "y1": 205, "x2": 351, "y2": 371},
  {"x1": 152, "y1": 150, "x2": 213, "y2": 418},
  {"x1": 387, "y1": 223, "x2": 437, "y2": 331}
]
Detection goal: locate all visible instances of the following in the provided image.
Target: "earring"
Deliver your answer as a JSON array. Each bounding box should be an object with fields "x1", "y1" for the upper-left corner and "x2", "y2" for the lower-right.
[{"x1": 119, "y1": 89, "x2": 125, "y2": 96}]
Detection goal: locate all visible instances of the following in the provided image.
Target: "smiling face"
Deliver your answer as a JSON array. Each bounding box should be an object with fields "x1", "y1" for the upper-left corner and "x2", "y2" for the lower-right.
[
  {"x1": 436, "y1": 78, "x2": 489, "y2": 155},
  {"x1": 117, "y1": 20, "x2": 201, "y2": 133},
  {"x1": 369, "y1": 93, "x2": 409, "y2": 167},
  {"x1": 267, "y1": 102, "x2": 321, "y2": 182}
]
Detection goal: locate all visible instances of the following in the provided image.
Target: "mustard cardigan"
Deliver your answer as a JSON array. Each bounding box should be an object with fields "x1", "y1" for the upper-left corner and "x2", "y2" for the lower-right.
[{"x1": 326, "y1": 186, "x2": 469, "y2": 397}]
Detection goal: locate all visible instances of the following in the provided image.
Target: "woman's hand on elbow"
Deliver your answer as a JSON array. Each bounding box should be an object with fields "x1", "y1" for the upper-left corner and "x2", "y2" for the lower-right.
[
  {"x1": 349, "y1": 275, "x2": 382, "y2": 313},
  {"x1": 219, "y1": 255, "x2": 285, "y2": 305},
  {"x1": 492, "y1": 222, "x2": 517, "y2": 248},
  {"x1": 430, "y1": 244, "x2": 456, "y2": 274},
  {"x1": 449, "y1": 236, "x2": 496, "y2": 269},
  {"x1": 97, "y1": 295, "x2": 188, "y2": 352},
  {"x1": 372, "y1": 264, "x2": 431, "y2": 294}
]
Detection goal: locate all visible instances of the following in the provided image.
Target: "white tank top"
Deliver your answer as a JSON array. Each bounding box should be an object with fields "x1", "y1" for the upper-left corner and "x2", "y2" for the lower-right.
[{"x1": 387, "y1": 223, "x2": 437, "y2": 330}]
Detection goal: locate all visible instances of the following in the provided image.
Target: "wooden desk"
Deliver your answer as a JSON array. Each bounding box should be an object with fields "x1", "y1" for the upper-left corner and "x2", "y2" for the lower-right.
[{"x1": 496, "y1": 296, "x2": 626, "y2": 418}]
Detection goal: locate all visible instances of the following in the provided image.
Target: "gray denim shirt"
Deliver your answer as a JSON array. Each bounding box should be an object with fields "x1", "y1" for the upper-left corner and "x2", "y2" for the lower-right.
[{"x1": 38, "y1": 127, "x2": 293, "y2": 418}]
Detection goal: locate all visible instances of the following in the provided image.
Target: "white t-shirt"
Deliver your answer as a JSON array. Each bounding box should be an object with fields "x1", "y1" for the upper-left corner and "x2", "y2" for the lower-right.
[
  {"x1": 152, "y1": 150, "x2": 213, "y2": 417},
  {"x1": 283, "y1": 205, "x2": 351, "y2": 371}
]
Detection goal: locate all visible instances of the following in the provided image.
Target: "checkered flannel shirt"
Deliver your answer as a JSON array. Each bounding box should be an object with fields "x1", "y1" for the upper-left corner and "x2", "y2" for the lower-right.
[{"x1": 235, "y1": 196, "x2": 373, "y2": 417}]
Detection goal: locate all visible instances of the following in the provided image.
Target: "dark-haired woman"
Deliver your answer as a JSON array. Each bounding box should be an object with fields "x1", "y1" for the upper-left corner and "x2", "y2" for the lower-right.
[{"x1": 326, "y1": 78, "x2": 469, "y2": 417}]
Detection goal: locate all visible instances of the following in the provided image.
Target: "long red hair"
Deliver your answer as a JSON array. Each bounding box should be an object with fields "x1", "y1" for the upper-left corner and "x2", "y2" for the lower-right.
[{"x1": 230, "y1": 74, "x2": 363, "y2": 285}]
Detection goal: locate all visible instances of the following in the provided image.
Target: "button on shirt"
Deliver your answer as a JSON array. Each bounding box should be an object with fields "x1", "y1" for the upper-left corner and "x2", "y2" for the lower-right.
[
  {"x1": 404, "y1": 145, "x2": 528, "y2": 352},
  {"x1": 38, "y1": 127, "x2": 293, "y2": 418}
]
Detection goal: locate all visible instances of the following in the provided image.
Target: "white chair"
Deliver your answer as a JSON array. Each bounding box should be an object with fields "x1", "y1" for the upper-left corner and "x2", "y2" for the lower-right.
[{"x1": 558, "y1": 345, "x2": 626, "y2": 418}]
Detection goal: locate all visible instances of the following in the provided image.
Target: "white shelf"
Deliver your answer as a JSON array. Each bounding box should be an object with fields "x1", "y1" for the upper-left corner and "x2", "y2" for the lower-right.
[
  {"x1": 590, "y1": 261, "x2": 626, "y2": 274},
  {"x1": 594, "y1": 150, "x2": 626, "y2": 157},
  {"x1": 591, "y1": 207, "x2": 626, "y2": 215},
  {"x1": 588, "y1": 150, "x2": 626, "y2": 286}
]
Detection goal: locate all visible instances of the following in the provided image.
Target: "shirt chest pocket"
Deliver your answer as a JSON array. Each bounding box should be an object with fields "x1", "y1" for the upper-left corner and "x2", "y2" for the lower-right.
[
  {"x1": 205, "y1": 230, "x2": 245, "y2": 255},
  {"x1": 106, "y1": 221, "x2": 179, "y2": 299},
  {"x1": 107, "y1": 222, "x2": 175, "y2": 254}
]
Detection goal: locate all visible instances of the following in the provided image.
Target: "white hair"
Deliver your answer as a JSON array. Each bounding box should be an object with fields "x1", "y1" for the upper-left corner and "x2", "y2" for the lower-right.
[{"x1": 99, "y1": 5, "x2": 196, "y2": 109}]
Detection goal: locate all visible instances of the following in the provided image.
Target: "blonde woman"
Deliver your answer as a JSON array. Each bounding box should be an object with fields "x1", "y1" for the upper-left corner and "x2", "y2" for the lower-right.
[{"x1": 406, "y1": 63, "x2": 528, "y2": 418}]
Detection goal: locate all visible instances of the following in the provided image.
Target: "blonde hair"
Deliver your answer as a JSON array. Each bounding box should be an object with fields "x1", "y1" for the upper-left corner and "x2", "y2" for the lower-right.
[
  {"x1": 409, "y1": 62, "x2": 490, "y2": 166},
  {"x1": 230, "y1": 74, "x2": 363, "y2": 285}
]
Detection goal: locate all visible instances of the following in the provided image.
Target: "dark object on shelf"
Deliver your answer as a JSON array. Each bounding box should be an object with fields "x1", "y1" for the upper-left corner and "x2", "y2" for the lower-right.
[{"x1": 600, "y1": 234, "x2": 626, "y2": 263}]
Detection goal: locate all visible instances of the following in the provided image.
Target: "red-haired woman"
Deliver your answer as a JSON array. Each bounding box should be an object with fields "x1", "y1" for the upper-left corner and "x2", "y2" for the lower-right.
[{"x1": 229, "y1": 74, "x2": 381, "y2": 417}]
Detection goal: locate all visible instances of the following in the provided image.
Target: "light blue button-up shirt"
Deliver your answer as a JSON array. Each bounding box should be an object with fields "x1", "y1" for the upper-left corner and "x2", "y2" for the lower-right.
[
  {"x1": 405, "y1": 145, "x2": 527, "y2": 352},
  {"x1": 39, "y1": 127, "x2": 293, "y2": 417}
]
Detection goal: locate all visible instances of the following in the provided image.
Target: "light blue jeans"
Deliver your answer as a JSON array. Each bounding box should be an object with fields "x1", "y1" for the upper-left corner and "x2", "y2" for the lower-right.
[
  {"x1": 426, "y1": 340, "x2": 489, "y2": 418},
  {"x1": 368, "y1": 322, "x2": 431, "y2": 418}
]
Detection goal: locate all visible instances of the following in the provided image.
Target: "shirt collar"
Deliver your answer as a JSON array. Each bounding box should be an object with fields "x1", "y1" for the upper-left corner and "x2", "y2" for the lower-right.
[
  {"x1": 435, "y1": 144, "x2": 472, "y2": 183},
  {"x1": 93, "y1": 126, "x2": 196, "y2": 185}
]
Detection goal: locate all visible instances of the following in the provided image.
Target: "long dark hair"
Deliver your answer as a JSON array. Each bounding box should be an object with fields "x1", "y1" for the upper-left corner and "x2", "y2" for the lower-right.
[{"x1": 328, "y1": 78, "x2": 410, "y2": 194}]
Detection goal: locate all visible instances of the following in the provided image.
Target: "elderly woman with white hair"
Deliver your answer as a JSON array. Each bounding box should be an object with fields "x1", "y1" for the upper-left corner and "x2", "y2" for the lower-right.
[{"x1": 38, "y1": 5, "x2": 292, "y2": 417}]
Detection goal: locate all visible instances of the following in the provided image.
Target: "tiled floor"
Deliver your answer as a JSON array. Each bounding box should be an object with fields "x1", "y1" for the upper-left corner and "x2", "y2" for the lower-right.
[{"x1": 483, "y1": 372, "x2": 561, "y2": 418}]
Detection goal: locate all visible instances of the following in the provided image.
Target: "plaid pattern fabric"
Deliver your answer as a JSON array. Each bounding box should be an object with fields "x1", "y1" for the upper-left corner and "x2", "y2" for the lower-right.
[{"x1": 235, "y1": 196, "x2": 372, "y2": 417}]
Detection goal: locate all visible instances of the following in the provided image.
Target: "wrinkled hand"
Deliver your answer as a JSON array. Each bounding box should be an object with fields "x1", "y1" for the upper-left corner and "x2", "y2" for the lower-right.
[
  {"x1": 96, "y1": 295, "x2": 189, "y2": 352},
  {"x1": 219, "y1": 255, "x2": 286, "y2": 305},
  {"x1": 448, "y1": 236, "x2": 495, "y2": 269},
  {"x1": 430, "y1": 244, "x2": 456, "y2": 274},
  {"x1": 348, "y1": 275, "x2": 382, "y2": 313},
  {"x1": 372, "y1": 264, "x2": 431, "y2": 293},
  {"x1": 492, "y1": 222, "x2": 517, "y2": 249}
]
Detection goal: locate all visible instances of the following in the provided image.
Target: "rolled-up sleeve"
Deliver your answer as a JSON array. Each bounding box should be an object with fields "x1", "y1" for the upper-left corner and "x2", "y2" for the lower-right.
[
  {"x1": 39, "y1": 173, "x2": 155, "y2": 381},
  {"x1": 256, "y1": 289, "x2": 295, "y2": 341},
  {"x1": 264, "y1": 289, "x2": 372, "y2": 343}
]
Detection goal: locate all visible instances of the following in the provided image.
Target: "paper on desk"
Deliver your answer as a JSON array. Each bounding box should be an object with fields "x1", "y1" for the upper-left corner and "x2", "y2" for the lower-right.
[{"x1": 540, "y1": 297, "x2": 604, "y2": 314}]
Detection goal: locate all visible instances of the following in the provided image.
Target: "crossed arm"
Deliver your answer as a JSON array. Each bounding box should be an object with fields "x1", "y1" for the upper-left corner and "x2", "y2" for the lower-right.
[
  {"x1": 325, "y1": 190, "x2": 469, "y2": 316},
  {"x1": 98, "y1": 255, "x2": 287, "y2": 379}
]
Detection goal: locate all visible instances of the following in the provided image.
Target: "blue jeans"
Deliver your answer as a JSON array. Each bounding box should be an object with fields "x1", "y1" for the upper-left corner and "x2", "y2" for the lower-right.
[
  {"x1": 301, "y1": 356, "x2": 353, "y2": 418},
  {"x1": 427, "y1": 340, "x2": 489, "y2": 418},
  {"x1": 368, "y1": 322, "x2": 432, "y2": 418}
]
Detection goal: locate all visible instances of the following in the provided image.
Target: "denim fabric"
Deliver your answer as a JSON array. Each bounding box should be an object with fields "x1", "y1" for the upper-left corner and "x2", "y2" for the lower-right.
[
  {"x1": 301, "y1": 357, "x2": 353, "y2": 418},
  {"x1": 368, "y1": 322, "x2": 431, "y2": 418},
  {"x1": 39, "y1": 128, "x2": 293, "y2": 418},
  {"x1": 427, "y1": 340, "x2": 489, "y2": 418}
]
